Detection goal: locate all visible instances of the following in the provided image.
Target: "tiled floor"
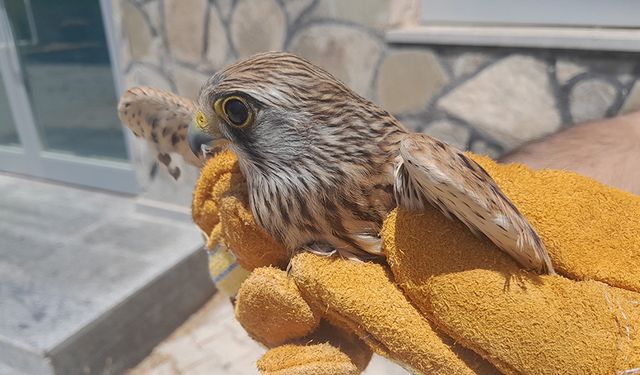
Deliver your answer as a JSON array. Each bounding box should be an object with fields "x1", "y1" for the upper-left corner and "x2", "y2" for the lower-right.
[{"x1": 130, "y1": 293, "x2": 410, "y2": 374}]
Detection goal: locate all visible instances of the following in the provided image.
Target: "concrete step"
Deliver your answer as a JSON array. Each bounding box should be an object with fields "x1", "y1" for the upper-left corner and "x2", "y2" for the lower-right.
[{"x1": 0, "y1": 173, "x2": 214, "y2": 374}]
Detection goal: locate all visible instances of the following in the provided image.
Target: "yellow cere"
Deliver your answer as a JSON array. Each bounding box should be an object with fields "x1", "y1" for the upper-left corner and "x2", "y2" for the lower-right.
[{"x1": 195, "y1": 111, "x2": 207, "y2": 129}]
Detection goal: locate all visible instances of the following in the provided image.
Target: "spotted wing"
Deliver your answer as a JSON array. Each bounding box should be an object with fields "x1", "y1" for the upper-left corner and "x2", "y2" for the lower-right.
[
  {"x1": 118, "y1": 87, "x2": 200, "y2": 177},
  {"x1": 394, "y1": 133, "x2": 555, "y2": 274}
]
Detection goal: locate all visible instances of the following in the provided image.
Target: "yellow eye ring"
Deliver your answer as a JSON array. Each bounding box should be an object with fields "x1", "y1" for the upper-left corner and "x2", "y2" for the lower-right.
[
  {"x1": 214, "y1": 96, "x2": 253, "y2": 128},
  {"x1": 195, "y1": 111, "x2": 207, "y2": 129}
]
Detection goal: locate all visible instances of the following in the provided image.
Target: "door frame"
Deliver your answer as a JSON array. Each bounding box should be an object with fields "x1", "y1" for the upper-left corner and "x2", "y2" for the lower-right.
[{"x1": 0, "y1": 0, "x2": 138, "y2": 194}]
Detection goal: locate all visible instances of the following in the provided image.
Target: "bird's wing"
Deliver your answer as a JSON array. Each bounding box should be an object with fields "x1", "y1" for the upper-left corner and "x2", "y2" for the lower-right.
[
  {"x1": 118, "y1": 87, "x2": 201, "y2": 173},
  {"x1": 394, "y1": 133, "x2": 554, "y2": 274}
]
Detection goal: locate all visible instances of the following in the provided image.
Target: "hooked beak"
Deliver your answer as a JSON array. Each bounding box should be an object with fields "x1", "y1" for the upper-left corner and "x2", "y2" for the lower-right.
[{"x1": 188, "y1": 117, "x2": 223, "y2": 159}]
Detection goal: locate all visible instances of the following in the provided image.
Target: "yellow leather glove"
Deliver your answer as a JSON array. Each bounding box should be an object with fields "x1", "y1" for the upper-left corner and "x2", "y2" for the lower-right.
[{"x1": 193, "y1": 150, "x2": 640, "y2": 374}]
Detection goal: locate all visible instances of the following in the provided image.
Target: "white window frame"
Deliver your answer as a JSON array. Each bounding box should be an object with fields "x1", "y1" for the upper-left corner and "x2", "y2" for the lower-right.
[
  {"x1": 421, "y1": 0, "x2": 640, "y2": 28},
  {"x1": 387, "y1": 0, "x2": 640, "y2": 52}
]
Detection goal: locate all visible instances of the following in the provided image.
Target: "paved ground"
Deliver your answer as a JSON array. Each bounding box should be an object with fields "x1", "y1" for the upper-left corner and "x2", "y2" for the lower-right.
[
  {"x1": 0, "y1": 172, "x2": 211, "y2": 374},
  {"x1": 130, "y1": 293, "x2": 410, "y2": 375}
]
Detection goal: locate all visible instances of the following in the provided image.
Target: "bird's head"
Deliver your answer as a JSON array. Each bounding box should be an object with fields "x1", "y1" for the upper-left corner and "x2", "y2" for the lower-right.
[{"x1": 188, "y1": 52, "x2": 391, "y2": 176}]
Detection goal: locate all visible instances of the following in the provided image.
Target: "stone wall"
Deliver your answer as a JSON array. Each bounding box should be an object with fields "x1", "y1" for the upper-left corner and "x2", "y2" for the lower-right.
[{"x1": 112, "y1": 0, "x2": 640, "y2": 206}]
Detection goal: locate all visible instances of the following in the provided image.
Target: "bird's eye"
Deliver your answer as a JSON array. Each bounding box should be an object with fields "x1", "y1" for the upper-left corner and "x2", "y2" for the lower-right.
[{"x1": 221, "y1": 96, "x2": 252, "y2": 127}]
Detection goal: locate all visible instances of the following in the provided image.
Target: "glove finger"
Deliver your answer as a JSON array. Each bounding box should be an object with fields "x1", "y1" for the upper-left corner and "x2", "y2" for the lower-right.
[
  {"x1": 235, "y1": 267, "x2": 320, "y2": 347},
  {"x1": 257, "y1": 343, "x2": 359, "y2": 375}
]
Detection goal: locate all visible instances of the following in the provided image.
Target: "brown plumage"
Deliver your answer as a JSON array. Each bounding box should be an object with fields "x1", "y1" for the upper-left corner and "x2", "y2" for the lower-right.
[
  {"x1": 119, "y1": 52, "x2": 554, "y2": 274},
  {"x1": 396, "y1": 135, "x2": 552, "y2": 272}
]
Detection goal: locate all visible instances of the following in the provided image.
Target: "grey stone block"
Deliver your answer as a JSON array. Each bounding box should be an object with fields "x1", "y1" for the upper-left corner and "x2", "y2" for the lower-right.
[{"x1": 48, "y1": 250, "x2": 214, "y2": 375}]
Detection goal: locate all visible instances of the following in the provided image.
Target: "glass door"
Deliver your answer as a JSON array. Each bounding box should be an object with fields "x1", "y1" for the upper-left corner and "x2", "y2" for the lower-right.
[
  {"x1": 0, "y1": 0, "x2": 137, "y2": 193},
  {"x1": 0, "y1": 72, "x2": 19, "y2": 147}
]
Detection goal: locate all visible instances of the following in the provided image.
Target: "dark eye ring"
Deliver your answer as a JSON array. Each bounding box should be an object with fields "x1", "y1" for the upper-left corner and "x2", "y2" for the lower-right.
[{"x1": 221, "y1": 96, "x2": 252, "y2": 128}]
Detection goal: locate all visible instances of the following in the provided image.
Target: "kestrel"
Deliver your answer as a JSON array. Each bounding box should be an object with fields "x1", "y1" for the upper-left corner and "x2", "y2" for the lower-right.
[{"x1": 119, "y1": 52, "x2": 554, "y2": 274}]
